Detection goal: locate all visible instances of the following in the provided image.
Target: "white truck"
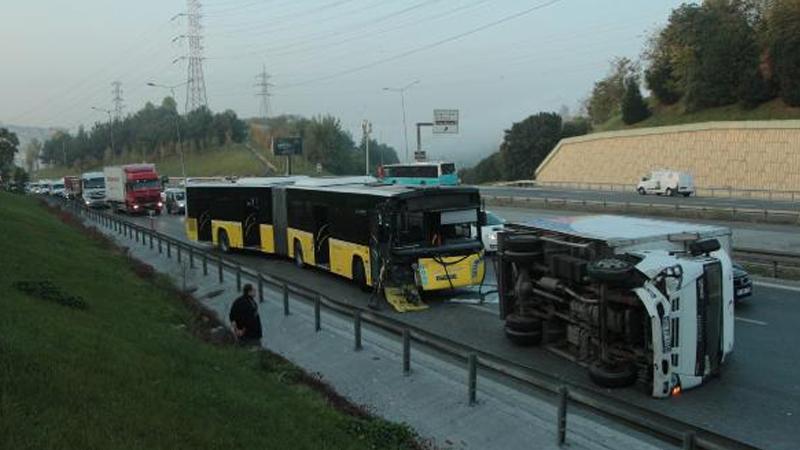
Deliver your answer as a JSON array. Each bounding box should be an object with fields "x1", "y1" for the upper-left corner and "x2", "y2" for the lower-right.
[
  {"x1": 637, "y1": 170, "x2": 695, "y2": 197},
  {"x1": 497, "y1": 215, "x2": 734, "y2": 398},
  {"x1": 81, "y1": 171, "x2": 106, "y2": 208}
]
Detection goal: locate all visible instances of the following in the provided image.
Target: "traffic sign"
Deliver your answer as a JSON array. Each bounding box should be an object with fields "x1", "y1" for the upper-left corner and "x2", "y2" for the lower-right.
[
  {"x1": 433, "y1": 109, "x2": 459, "y2": 134},
  {"x1": 414, "y1": 151, "x2": 427, "y2": 161},
  {"x1": 273, "y1": 137, "x2": 303, "y2": 156}
]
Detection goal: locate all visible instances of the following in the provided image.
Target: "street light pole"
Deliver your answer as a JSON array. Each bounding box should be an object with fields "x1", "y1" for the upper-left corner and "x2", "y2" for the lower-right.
[
  {"x1": 147, "y1": 81, "x2": 189, "y2": 185},
  {"x1": 383, "y1": 80, "x2": 419, "y2": 163}
]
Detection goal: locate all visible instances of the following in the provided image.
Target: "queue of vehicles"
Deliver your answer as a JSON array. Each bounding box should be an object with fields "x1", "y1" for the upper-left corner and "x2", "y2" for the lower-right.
[{"x1": 29, "y1": 160, "x2": 754, "y2": 398}]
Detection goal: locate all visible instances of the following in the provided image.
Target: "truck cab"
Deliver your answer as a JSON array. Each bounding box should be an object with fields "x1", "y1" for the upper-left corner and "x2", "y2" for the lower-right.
[
  {"x1": 497, "y1": 215, "x2": 734, "y2": 398},
  {"x1": 81, "y1": 171, "x2": 106, "y2": 208},
  {"x1": 104, "y1": 164, "x2": 163, "y2": 215}
]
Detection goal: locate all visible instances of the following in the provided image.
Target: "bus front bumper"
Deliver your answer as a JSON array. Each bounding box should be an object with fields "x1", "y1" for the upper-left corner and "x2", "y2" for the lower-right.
[{"x1": 415, "y1": 253, "x2": 485, "y2": 291}]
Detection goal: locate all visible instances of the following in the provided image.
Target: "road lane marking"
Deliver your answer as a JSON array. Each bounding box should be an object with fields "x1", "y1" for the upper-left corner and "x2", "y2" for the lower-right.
[
  {"x1": 735, "y1": 316, "x2": 767, "y2": 326},
  {"x1": 753, "y1": 281, "x2": 800, "y2": 293}
]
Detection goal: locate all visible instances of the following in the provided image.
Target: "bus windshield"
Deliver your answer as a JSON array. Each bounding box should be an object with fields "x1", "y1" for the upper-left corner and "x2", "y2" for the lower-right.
[
  {"x1": 385, "y1": 165, "x2": 438, "y2": 178},
  {"x1": 397, "y1": 208, "x2": 478, "y2": 247}
]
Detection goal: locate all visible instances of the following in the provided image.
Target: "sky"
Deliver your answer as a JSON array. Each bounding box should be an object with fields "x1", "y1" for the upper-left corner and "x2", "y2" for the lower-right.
[{"x1": 0, "y1": 0, "x2": 688, "y2": 167}]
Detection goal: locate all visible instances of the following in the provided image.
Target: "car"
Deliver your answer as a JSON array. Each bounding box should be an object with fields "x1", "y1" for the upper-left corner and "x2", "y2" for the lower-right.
[
  {"x1": 164, "y1": 188, "x2": 186, "y2": 214},
  {"x1": 637, "y1": 170, "x2": 695, "y2": 197},
  {"x1": 477, "y1": 211, "x2": 505, "y2": 252},
  {"x1": 733, "y1": 262, "x2": 753, "y2": 301}
]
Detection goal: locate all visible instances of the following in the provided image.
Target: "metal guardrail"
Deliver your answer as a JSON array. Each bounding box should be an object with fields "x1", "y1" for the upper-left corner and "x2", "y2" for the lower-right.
[
  {"x1": 58, "y1": 200, "x2": 760, "y2": 450},
  {"x1": 733, "y1": 247, "x2": 800, "y2": 278},
  {"x1": 483, "y1": 194, "x2": 800, "y2": 225},
  {"x1": 500, "y1": 180, "x2": 800, "y2": 202}
]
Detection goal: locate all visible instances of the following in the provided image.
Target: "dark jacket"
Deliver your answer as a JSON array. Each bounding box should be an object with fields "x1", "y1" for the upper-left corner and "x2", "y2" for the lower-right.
[{"x1": 229, "y1": 294, "x2": 263, "y2": 340}]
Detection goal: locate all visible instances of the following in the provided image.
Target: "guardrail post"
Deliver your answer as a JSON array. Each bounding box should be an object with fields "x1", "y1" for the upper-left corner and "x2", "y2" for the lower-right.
[
  {"x1": 166, "y1": 240, "x2": 171, "y2": 259},
  {"x1": 202, "y1": 253, "x2": 208, "y2": 276},
  {"x1": 236, "y1": 265, "x2": 242, "y2": 291},
  {"x1": 354, "y1": 311, "x2": 362, "y2": 351},
  {"x1": 158, "y1": 235, "x2": 162, "y2": 254},
  {"x1": 218, "y1": 257, "x2": 224, "y2": 283},
  {"x1": 772, "y1": 261, "x2": 779, "y2": 278},
  {"x1": 258, "y1": 275, "x2": 264, "y2": 303},
  {"x1": 283, "y1": 284, "x2": 290, "y2": 315},
  {"x1": 188, "y1": 246, "x2": 194, "y2": 268},
  {"x1": 403, "y1": 329, "x2": 411, "y2": 375},
  {"x1": 149, "y1": 233, "x2": 153, "y2": 249},
  {"x1": 177, "y1": 243, "x2": 182, "y2": 264},
  {"x1": 557, "y1": 386, "x2": 568, "y2": 446},
  {"x1": 314, "y1": 296, "x2": 322, "y2": 332},
  {"x1": 468, "y1": 353, "x2": 477, "y2": 406},
  {"x1": 682, "y1": 431, "x2": 696, "y2": 450},
  {"x1": 141, "y1": 230, "x2": 147, "y2": 247}
]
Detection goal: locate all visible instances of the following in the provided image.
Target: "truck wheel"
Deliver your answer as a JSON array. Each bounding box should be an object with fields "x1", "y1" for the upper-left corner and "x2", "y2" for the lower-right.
[
  {"x1": 504, "y1": 314, "x2": 542, "y2": 346},
  {"x1": 665, "y1": 187, "x2": 674, "y2": 197},
  {"x1": 588, "y1": 362, "x2": 638, "y2": 389},
  {"x1": 218, "y1": 230, "x2": 231, "y2": 253},
  {"x1": 682, "y1": 192, "x2": 691, "y2": 197},
  {"x1": 294, "y1": 241, "x2": 304, "y2": 268},
  {"x1": 637, "y1": 187, "x2": 645, "y2": 195},
  {"x1": 587, "y1": 258, "x2": 634, "y2": 283}
]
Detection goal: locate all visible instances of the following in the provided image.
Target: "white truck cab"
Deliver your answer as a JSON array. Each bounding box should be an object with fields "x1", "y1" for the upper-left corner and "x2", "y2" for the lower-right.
[
  {"x1": 637, "y1": 170, "x2": 695, "y2": 197},
  {"x1": 81, "y1": 171, "x2": 106, "y2": 208},
  {"x1": 497, "y1": 215, "x2": 734, "y2": 398}
]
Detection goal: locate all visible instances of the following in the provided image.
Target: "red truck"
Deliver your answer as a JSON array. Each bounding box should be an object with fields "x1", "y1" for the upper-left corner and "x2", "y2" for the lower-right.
[{"x1": 103, "y1": 164, "x2": 163, "y2": 214}]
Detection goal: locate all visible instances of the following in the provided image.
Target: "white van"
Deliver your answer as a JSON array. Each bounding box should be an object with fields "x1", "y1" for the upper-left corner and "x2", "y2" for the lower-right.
[{"x1": 637, "y1": 170, "x2": 695, "y2": 197}]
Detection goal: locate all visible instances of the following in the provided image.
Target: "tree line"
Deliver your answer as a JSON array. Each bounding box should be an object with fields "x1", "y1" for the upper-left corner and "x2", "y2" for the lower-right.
[
  {"x1": 588, "y1": 0, "x2": 800, "y2": 126},
  {"x1": 251, "y1": 114, "x2": 400, "y2": 175},
  {"x1": 40, "y1": 97, "x2": 248, "y2": 170}
]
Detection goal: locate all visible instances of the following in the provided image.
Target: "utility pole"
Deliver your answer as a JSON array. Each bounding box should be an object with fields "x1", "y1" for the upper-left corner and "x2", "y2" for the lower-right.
[
  {"x1": 362, "y1": 120, "x2": 372, "y2": 176},
  {"x1": 383, "y1": 80, "x2": 419, "y2": 163},
  {"x1": 176, "y1": 0, "x2": 208, "y2": 112},
  {"x1": 111, "y1": 81, "x2": 124, "y2": 120},
  {"x1": 255, "y1": 65, "x2": 273, "y2": 122}
]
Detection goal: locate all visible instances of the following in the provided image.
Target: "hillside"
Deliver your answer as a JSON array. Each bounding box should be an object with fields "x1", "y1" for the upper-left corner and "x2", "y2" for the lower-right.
[
  {"x1": 34, "y1": 141, "x2": 323, "y2": 180},
  {"x1": 595, "y1": 99, "x2": 800, "y2": 133}
]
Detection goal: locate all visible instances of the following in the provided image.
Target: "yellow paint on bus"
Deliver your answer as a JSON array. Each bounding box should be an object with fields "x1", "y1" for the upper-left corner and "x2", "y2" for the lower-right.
[
  {"x1": 186, "y1": 218, "x2": 198, "y2": 241},
  {"x1": 287, "y1": 228, "x2": 315, "y2": 266},
  {"x1": 259, "y1": 224, "x2": 275, "y2": 253},
  {"x1": 329, "y1": 238, "x2": 371, "y2": 286},
  {"x1": 211, "y1": 220, "x2": 244, "y2": 249},
  {"x1": 417, "y1": 253, "x2": 485, "y2": 291}
]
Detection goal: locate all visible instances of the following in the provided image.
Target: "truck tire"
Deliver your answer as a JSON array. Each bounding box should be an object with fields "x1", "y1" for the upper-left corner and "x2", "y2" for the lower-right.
[
  {"x1": 637, "y1": 187, "x2": 645, "y2": 195},
  {"x1": 682, "y1": 192, "x2": 691, "y2": 197},
  {"x1": 587, "y1": 258, "x2": 634, "y2": 283},
  {"x1": 665, "y1": 187, "x2": 674, "y2": 197},
  {"x1": 504, "y1": 314, "x2": 543, "y2": 346},
  {"x1": 218, "y1": 230, "x2": 231, "y2": 253},
  {"x1": 588, "y1": 362, "x2": 638, "y2": 389}
]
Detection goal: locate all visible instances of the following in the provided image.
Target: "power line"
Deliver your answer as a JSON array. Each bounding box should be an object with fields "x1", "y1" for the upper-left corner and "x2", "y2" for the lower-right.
[
  {"x1": 279, "y1": 0, "x2": 564, "y2": 89},
  {"x1": 180, "y1": 0, "x2": 209, "y2": 112},
  {"x1": 111, "y1": 81, "x2": 124, "y2": 120}
]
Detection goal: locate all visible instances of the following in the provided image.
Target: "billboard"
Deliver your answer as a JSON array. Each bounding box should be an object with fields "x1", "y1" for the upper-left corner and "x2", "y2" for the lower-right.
[
  {"x1": 273, "y1": 137, "x2": 303, "y2": 156},
  {"x1": 433, "y1": 109, "x2": 459, "y2": 134}
]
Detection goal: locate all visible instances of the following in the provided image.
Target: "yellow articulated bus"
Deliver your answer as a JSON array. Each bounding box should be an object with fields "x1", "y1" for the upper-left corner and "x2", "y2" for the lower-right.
[{"x1": 185, "y1": 177, "x2": 486, "y2": 311}]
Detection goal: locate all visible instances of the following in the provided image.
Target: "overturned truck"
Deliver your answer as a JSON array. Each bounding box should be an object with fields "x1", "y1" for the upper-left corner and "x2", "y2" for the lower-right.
[{"x1": 496, "y1": 215, "x2": 734, "y2": 398}]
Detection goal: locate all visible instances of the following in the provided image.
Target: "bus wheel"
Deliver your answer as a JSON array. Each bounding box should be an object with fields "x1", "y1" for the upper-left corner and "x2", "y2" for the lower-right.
[
  {"x1": 218, "y1": 230, "x2": 231, "y2": 253},
  {"x1": 294, "y1": 241, "x2": 304, "y2": 268},
  {"x1": 352, "y1": 258, "x2": 369, "y2": 292}
]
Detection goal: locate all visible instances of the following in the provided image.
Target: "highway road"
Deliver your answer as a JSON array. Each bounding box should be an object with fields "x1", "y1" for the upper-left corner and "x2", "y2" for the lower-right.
[
  {"x1": 480, "y1": 185, "x2": 800, "y2": 212},
  {"x1": 119, "y1": 211, "x2": 798, "y2": 450}
]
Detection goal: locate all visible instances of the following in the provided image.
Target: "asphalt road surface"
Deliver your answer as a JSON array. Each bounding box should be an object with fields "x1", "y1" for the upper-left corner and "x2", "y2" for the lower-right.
[
  {"x1": 480, "y1": 186, "x2": 800, "y2": 212},
  {"x1": 122, "y1": 212, "x2": 798, "y2": 449}
]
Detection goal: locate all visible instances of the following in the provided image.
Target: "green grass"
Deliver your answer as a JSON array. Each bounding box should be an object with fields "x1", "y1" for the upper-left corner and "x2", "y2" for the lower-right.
[
  {"x1": 0, "y1": 192, "x2": 417, "y2": 450},
  {"x1": 36, "y1": 142, "x2": 323, "y2": 180},
  {"x1": 594, "y1": 98, "x2": 800, "y2": 133}
]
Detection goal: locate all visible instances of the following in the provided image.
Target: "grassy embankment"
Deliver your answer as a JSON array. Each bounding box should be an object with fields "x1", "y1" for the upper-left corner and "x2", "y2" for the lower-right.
[
  {"x1": 0, "y1": 192, "x2": 417, "y2": 450},
  {"x1": 35, "y1": 142, "x2": 321, "y2": 180},
  {"x1": 594, "y1": 98, "x2": 800, "y2": 133}
]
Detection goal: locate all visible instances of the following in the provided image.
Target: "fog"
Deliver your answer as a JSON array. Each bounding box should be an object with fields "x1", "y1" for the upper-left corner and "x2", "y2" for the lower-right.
[{"x1": 0, "y1": 0, "x2": 685, "y2": 167}]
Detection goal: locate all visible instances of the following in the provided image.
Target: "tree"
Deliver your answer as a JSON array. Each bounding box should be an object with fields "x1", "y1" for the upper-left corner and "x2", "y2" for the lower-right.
[
  {"x1": 586, "y1": 58, "x2": 636, "y2": 124},
  {"x1": 500, "y1": 112, "x2": 563, "y2": 181},
  {"x1": 561, "y1": 117, "x2": 592, "y2": 138},
  {"x1": 0, "y1": 128, "x2": 20, "y2": 183},
  {"x1": 621, "y1": 77, "x2": 651, "y2": 125},
  {"x1": 765, "y1": 0, "x2": 800, "y2": 105},
  {"x1": 13, "y1": 166, "x2": 29, "y2": 186},
  {"x1": 23, "y1": 138, "x2": 42, "y2": 174},
  {"x1": 459, "y1": 152, "x2": 504, "y2": 185}
]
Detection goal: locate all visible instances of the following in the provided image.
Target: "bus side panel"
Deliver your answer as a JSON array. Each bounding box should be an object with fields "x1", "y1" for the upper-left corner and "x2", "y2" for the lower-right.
[
  {"x1": 259, "y1": 224, "x2": 275, "y2": 253},
  {"x1": 287, "y1": 228, "x2": 315, "y2": 266},
  {"x1": 212, "y1": 220, "x2": 244, "y2": 249},
  {"x1": 329, "y1": 238, "x2": 372, "y2": 285},
  {"x1": 272, "y1": 187, "x2": 289, "y2": 256},
  {"x1": 186, "y1": 218, "x2": 198, "y2": 241}
]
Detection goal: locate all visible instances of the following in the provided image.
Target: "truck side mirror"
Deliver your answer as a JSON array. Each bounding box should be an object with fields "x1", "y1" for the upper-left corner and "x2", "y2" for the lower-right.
[{"x1": 479, "y1": 211, "x2": 487, "y2": 226}]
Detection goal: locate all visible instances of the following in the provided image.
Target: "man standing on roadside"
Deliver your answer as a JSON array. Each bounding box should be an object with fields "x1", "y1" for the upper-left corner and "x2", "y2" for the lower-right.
[{"x1": 229, "y1": 284, "x2": 262, "y2": 347}]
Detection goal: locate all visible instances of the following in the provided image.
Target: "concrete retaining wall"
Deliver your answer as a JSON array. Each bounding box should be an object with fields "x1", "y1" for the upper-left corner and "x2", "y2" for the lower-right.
[{"x1": 536, "y1": 121, "x2": 800, "y2": 191}]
